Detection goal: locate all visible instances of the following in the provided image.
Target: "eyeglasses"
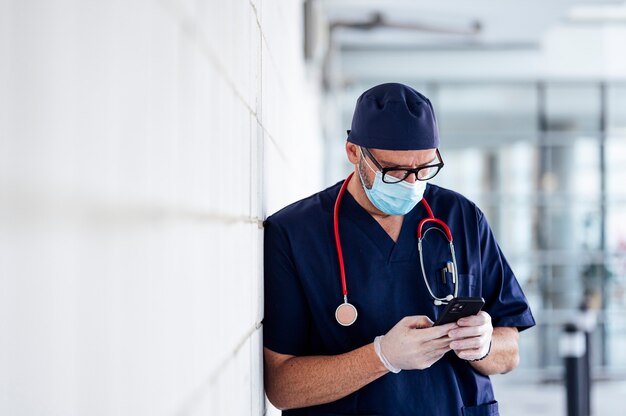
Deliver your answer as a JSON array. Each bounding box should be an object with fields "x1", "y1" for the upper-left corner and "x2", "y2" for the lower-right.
[{"x1": 361, "y1": 147, "x2": 444, "y2": 184}]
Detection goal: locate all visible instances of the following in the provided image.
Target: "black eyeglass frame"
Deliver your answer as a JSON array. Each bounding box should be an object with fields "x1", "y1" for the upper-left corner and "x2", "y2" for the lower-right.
[{"x1": 361, "y1": 147, "x2": 445, "y2": 184}]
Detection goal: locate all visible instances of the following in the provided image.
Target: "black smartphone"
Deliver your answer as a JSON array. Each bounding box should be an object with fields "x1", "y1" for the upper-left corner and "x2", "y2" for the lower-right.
[{"x1": 434, "y1": 297, "x2": 485, "y2": 326}]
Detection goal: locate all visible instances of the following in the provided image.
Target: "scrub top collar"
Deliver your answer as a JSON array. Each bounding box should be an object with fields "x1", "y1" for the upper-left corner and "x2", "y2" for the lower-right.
[{"x1": 338, "y1": 181, "x2": 432, "y2": 263}]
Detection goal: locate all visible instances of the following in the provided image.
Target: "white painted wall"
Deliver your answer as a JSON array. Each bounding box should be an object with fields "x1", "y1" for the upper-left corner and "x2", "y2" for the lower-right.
[{"x1": 0, "y1": 0, "x2": 323, "y2": 415}]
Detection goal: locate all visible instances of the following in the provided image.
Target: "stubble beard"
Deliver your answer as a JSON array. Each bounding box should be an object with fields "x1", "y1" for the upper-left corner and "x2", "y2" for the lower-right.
[{"x1": 358, "y1": 159, "x2": 374, "y2": 190}]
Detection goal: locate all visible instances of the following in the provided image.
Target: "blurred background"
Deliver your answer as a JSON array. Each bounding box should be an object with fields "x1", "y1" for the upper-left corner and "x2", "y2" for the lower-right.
[{"x1": 2, "y1": 0, "x2": 626, "y2": 415}]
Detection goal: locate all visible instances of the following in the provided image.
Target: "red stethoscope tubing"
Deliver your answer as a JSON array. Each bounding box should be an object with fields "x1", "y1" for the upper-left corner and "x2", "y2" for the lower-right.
[
  {"x1": 333, "y1": 174, "x2": 453, "y2": 300},
  {"x1": 333, "y1": 173, "x2": 353, "y2": 297}
]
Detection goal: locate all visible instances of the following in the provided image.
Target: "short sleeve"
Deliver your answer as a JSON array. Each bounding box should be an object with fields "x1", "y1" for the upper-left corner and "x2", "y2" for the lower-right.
[
  {"x1": 477, "y1": 210, "x2": 536, "y2": 331},
  {"x1": 263, "y1": 218, "x2": 312, "y2": 355}
]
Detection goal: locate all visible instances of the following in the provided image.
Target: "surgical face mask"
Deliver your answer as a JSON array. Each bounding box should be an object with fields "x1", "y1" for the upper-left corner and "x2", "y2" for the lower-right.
[{"x1": 358, "y1": 149, "x2": 426, "y2": 216}]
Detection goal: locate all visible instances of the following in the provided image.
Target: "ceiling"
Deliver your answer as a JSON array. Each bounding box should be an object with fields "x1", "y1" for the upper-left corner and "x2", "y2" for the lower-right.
[
  {"x1": 321, "y1": 0, "x2": 626, "y2": 51},
  {"x1": 314, "y1": 0, "x2": 626, "y2": 90}
]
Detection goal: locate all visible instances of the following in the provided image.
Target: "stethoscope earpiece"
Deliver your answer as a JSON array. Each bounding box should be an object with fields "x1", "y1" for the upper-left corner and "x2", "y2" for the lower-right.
[{"x1": 434, "y1": 295, "x2": 454, "y2": 306}]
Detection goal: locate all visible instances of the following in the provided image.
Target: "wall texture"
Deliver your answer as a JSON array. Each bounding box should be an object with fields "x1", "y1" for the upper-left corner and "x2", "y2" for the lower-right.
[{"x1": 0, "y1": 0, "x2": 323, "y2": 415}]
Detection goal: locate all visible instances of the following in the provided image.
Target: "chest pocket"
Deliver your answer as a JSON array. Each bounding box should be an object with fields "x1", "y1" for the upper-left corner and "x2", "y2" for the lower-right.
[
  {"x1": 462, "y1": 400, "x2": 499, "y2": 416},
  {"x1": 434, "y1": 273, "x2": 478, "y2": 299}
]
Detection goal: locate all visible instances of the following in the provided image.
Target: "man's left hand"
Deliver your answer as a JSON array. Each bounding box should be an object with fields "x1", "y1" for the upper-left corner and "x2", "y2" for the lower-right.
[{"x1": 448, "y1": 311, "x2": 493, "y2": 361}]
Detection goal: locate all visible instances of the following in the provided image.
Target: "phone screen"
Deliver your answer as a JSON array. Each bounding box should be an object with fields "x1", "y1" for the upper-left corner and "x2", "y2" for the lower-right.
[{"x1": 434, "y1": 297, "x2": 485, "y2": 326}]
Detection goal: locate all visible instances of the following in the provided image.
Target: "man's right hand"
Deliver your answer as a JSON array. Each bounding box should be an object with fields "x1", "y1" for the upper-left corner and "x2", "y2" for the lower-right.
[{"x1": 380, "y1": 316, "x2": 457, "y2": 371}]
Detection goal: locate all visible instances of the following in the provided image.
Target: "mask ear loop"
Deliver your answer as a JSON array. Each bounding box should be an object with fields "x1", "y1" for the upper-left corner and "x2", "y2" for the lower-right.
[
  {"x1": 358, "y1": 146, "x2": 377, "y2": 175},
  {"x1": 417, "y1": 217, "x2": 459, "y2": 305}
]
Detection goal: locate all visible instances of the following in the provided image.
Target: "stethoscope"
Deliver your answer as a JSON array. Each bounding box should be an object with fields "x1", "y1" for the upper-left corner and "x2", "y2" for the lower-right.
[{"x1": 334, "y1": 173, "x2": 459, "y2": 326}]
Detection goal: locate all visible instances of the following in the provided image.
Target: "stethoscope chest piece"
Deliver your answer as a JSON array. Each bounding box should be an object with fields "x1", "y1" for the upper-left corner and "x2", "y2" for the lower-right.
[{"x1": 335, "y1": 301, "x2": 358, "y2": 326}]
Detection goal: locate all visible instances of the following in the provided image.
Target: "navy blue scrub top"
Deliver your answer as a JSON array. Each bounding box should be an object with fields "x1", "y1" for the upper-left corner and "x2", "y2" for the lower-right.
[{"x1": 263, "y1": 180, "x2": 536, "y2": 416}]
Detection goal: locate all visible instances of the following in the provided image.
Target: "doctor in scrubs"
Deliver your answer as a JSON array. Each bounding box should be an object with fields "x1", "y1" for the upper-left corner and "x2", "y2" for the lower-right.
[{"x1": 263, "y1": 83, "x2": 535, "y2": 416}]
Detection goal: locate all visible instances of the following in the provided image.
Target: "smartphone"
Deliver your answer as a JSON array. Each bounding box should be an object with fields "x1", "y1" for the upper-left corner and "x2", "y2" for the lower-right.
[{"x1": 434, "y1": 297, "x2": 485, "y2": 326}]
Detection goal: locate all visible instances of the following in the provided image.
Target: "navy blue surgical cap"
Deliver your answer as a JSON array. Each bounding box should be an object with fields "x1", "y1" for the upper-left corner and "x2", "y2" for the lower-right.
[{"x1": 347, "y1": 83, "x2": 439, "y2": 150}]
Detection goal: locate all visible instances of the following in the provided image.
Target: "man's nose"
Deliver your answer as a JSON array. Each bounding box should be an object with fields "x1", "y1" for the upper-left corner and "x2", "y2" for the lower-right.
[{"x1": 404, "y1": 173, "x2": 418, "y2": 184}]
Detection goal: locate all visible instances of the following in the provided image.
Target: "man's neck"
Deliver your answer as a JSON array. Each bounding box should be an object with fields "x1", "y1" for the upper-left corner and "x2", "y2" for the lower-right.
[
  {"x1": 346, "y1": 170, "x2": 404, "y2": 241},
  {"x1": 346, "y1": 171, "x2": 382, "y2": 218}
]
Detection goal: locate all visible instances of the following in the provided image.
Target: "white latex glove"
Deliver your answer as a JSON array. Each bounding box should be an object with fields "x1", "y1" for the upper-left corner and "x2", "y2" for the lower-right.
[
  {"x1": 379, "y1": 316, "x2": 457, "y2": 371},
  {"x1": 448, "y1": 311, "x2": 493, "y2": 361}
]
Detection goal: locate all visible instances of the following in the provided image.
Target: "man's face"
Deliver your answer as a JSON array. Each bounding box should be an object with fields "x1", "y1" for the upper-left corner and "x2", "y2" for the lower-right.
[{"x1": 357, "y1": 147, "x2": 438, "y2": 189}]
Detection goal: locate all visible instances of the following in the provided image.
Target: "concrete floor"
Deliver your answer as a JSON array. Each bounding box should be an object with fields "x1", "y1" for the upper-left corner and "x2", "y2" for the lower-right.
[{"x1": 492, "y1": 373, "x2": 626, "y2": 415}]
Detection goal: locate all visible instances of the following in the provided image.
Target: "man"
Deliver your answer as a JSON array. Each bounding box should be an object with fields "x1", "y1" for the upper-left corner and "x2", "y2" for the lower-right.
[{"x1": 263, "y1": 83, "x2": 535, "y2": 415}]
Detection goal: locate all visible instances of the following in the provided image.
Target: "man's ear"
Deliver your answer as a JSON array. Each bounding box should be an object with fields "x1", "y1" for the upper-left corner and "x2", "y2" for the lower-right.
[{"x1": 346, "y1": 142, "x2": 360, "y2": 165}]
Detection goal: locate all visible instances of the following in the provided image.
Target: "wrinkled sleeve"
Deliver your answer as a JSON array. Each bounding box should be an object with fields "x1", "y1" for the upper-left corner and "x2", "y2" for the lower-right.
[
  {"x1": 263, "y1": 218, "x2": 311, "y2": 355},
  {"x1": 477, "y1": 210, "x2": 536, "y2": 331}
]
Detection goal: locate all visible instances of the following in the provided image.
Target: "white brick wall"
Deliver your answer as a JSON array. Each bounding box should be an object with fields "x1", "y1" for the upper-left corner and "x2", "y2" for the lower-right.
[{"x1": 0, "y1": 0, "x2": 323, "y2": 415}]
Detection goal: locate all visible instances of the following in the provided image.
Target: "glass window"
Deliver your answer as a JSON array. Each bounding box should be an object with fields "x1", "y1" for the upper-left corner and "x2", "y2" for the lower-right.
[
  {"x1": 435, "y1": 84, "x2": 537, "y2": 147},
  {"x1": 545, "y1": 84, "x2": 601, "y2": 136}
]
